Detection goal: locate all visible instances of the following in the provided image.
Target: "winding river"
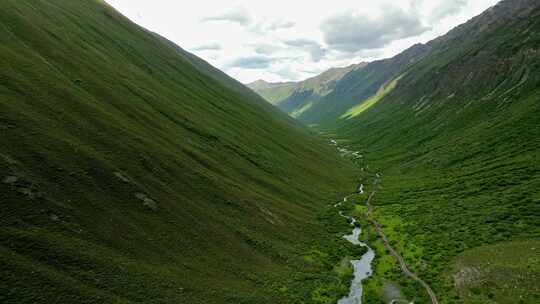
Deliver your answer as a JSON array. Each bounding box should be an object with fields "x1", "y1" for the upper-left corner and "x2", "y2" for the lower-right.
[
  {"x1": 336, "y1": 194, "x2": 375, "y2": 304},
  {"x1": 331, "y1": 139, "x2": 375, "y2": 303},
  {"x1": 331, "y1": 139, "x2": 437, "y2": 304}
]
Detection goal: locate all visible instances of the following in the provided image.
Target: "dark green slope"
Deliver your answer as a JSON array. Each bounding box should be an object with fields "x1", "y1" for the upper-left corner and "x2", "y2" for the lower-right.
[
  {"x1": 0, "y1": 1, "x2": 359, "y2": 303},
  {"x1": 324, "y1": 0, "x2": 540, "y2": 302}
]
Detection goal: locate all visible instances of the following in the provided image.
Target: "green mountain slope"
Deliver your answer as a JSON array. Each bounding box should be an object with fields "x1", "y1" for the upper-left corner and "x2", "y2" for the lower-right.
[
  {"x1": 248, "y1": 63, "x2": 365, "y2": 117},
  {"x1": 246, "y1": 79, "x2": 297, "y2": 106},
  {"x1": 0, "y1": 1, "x2": 360, "y2": 303},
  {"x1": 320, "y1": 0, "x2": 540, "y2": 302},
  {"x1": 244, "y1": 0, "x2": 540, "y2": 302},
  {"x1": 249, "y1": 50, "x2": 429, "y2": 125},
  {"x1": 301, "y1": 45, "x2": 430, "y2": 126}
]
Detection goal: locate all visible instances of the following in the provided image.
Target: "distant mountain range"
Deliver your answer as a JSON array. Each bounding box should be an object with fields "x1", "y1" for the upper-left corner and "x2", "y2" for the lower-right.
[
  {"x1": 248, "y1": 46, "x2": 429, "y2": 124},
  {"x1": 247, "y1": 63, "x2": 366, "y2": 117}
]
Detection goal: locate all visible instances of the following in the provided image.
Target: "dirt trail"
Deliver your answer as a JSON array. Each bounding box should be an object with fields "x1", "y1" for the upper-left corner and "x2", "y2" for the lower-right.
[{"x1": 366, "y1": 176, "x2": 439, "y2": 304}]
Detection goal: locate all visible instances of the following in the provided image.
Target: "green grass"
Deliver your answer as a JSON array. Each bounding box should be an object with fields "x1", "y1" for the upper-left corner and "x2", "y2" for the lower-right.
[
  {"x1": 291, "y1": 101, "x2": 315, "y2": 118},
  {"x1": 246, "y1": 80, "x2": 297, "y2": 105},
  {"x1": 341, "y1": 76, "x2": 402, "y2": 120},
  {"x1": 337, "y1": 86, "x2": 540, "y2": 302},
  {"x1": 249, "y1": 64, "x2": 365, "y2": 116},
  {"x1": 310, "y1": 2, "x2": 540, "y2": 303},
  {"x1": 0, "y1": 1, "x2": 362, "y2": 303},
  {"x1": 333, "y1": 169, "x2": 431, "y2": 304},
  {"x1": 452, "y1": 240, "x2": 540, "y2": 304}
]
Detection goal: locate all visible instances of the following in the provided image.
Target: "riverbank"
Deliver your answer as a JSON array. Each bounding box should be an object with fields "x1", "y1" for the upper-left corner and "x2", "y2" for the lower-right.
[
  {"x1": 331, "y1": 139, "x2": 439, "y2": 304},
  {"x1": 336, "y1": 193, "x2": 375, "y2": 304}
]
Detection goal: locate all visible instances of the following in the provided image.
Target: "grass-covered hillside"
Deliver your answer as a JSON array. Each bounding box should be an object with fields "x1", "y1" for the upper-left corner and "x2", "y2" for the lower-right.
[
  {"x1": 245, "y1": 79, "x2": 297, "y2": 106},
  {"x1": 321, "y1": 0, "x2": 540, "y2": 302},
  {"x1": 249, "y1": 48, "x2": 429, "y2": 125},
  {"x1": 248, "y1": 63, "x2": 366, "y2": 118},
  {"x1": 299, "y1": 44, "x2": 430, "y2": 126},
  {"x1": 0, "y1": 1, "x2": 361, "y2": 303}
]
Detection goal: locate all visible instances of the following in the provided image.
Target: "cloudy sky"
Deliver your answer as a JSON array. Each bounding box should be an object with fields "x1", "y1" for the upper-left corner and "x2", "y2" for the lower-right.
[{"x1": 105, "y1": 0, "x2": 500, "y2": 83}]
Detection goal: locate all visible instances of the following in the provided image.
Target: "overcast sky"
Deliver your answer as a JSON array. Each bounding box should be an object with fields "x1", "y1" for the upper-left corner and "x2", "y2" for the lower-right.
[{"x1": 105, "y1": 0, "x2": 500, "y2": 83}]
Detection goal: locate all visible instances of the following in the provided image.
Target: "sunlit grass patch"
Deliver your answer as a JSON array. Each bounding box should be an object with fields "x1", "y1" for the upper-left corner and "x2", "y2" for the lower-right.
[
  {"x1": 341, "y1": 75, "x2": 403, "y2": 120},
  {"x1": 291, "y1": 101, "x2": 314, "y2": 118}
]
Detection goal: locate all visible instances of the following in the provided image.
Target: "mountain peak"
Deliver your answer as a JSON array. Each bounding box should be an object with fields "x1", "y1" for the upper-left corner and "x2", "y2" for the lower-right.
[{"x1": 249, "y1": 79, "x2": 269, "y2": 85}]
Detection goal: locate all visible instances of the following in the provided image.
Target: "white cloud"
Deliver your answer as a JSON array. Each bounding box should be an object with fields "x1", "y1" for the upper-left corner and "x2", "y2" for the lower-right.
[
  {"x1": 202, "y1": 7, "x2": 252, "y2": 25},
  {"x1": 321, "y1": 7, "x2": 431, "y2": 53},
  {"x1": 226, "y1": 56, "x2": 275, "y2": 69},
  {"x1": 191, "y1": 43, "x2": 222, "y2": 52},
  {"x1": 105, "y1": 0, "x2": 501, "y2": 83},
  {"x1": 284, "y1": 39, "x2": 327, "y2": 62}
]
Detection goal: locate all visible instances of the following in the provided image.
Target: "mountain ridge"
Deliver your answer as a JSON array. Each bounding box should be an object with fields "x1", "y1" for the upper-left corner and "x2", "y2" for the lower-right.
[
  {"x1": 249, "y1": 43, "x2": 431, "y2": 123},
  {"x1": 247, "y1": 63, "x2": 367, "y2": 115}
]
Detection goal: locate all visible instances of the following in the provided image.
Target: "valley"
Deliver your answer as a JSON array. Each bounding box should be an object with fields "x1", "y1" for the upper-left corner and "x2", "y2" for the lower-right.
[
  {"x1": 249, "y1": 1, "x2": 540, "y2": 302},
  {"x1": 331, "y1": 141, "x2": 440, "y2": 304},
  {"x1": 1, "y1": 0, "x2": 539, "y2": 303}
]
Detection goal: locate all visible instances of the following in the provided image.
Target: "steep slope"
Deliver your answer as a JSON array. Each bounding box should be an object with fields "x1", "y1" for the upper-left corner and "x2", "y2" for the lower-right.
[
  {"x1": 301, "y1": 44, "x2": 431, "y2": 126},
  {"x1": 0, "y1": 1, "x2": 360, "y2": 303},
  {"x1": 322, "y1": 0, "x2": 540, "y2": 303},
  {"x1": 249, "y1": 50, "x2": 429, "y2": 125},
  {"x1": 248, "y1": 63, "x2": 365, "y2": 117}
]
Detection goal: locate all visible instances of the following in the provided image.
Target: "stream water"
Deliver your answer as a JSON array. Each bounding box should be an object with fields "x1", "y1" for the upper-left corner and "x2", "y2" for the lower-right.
[
  {"x1": 336, "y1": 196, "x2": 375, "y2": 304},
  {"x1": 330, "y1": 139, "x2": 376, "y2": 304}
]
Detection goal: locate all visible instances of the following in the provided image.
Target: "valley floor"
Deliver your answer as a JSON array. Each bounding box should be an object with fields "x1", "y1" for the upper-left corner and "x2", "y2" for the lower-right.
[
  {"x1": 327, "y1": 137, "x2": 540, "y2": 304},
  {"x1": 333, "y1": 143, "x2": 437, "y2": 304}
]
